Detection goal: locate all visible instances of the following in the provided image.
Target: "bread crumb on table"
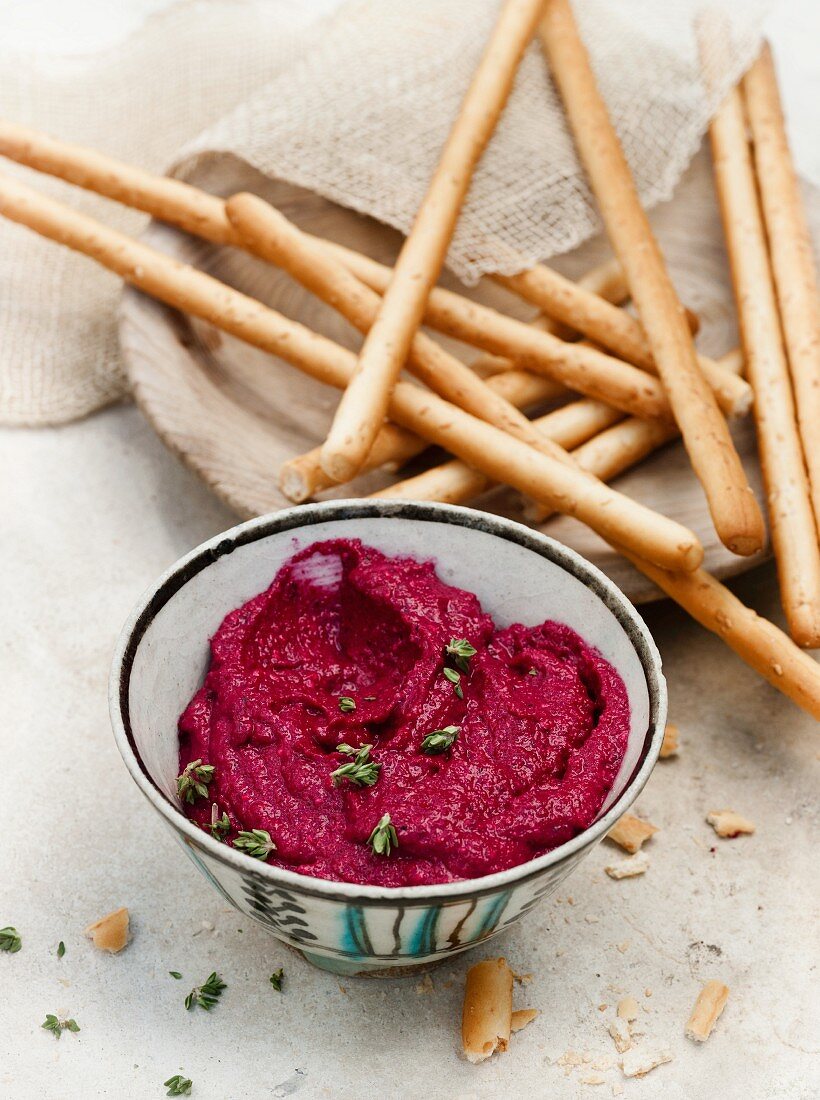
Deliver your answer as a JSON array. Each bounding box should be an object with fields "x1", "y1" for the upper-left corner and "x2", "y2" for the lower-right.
[
  {"x1": 606, "y1": 813, "x2": 659, "y2": 853},
  {"x1": 706, "y1": 809, "x2": 755, "y2": 838},
  {"x1": 605, "y1": 853, "x2": 649, "y2": 879},
  {"x1": 617, "y1": 996, "x2": 639, "y2": 1022},
  {"x1": 685, "y1": 980, "x2": 730, "y2": 1042},
  {"x1": 620, "y1": 1048, "x2": 673, "y2": 1078},
  {"x1": 84, "y1": 907, "x2": 129, "y2": 953},
  {"x1": 660, "y1": 723, "x2": 680, "y2": 758},
  {"x1": 608, "y1": 1017, "x2": 632, "y2": 1053},
  {"x1": 510, "y1": 1008, "x2": 538, "y2": 1033}
]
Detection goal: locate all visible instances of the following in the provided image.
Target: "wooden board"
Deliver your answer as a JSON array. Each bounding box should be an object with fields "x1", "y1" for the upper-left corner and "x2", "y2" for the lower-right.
[{"x1": 118, "y1": 159, "x2": 767, "y2": 603}]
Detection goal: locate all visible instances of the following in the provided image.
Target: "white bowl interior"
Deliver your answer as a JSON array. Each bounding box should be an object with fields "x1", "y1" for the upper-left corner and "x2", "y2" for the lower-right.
[{"x1": 128, "y1": 513, "x2": 652, "y2": 826}]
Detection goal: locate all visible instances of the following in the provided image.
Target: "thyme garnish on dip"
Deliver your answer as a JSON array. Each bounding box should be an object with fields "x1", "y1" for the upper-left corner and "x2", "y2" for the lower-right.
[
  {"x1": 176, "y1": 760, "x2": 215, "y2": 804},
  {"x1": 338, "y1": 696, "x2": 356, "y2": 713},
  {"x1": 368, "y1": 813, "x2": 398, "y2": 857},
  {"x1": 184, "y1": 972, "x2": 226, "y2": 1011},
  {"x1": 41, "y1": 1014, "x2": 80, "y2": 1038},
  {"x1": 208, "y1": 803, "x2": 230, "y2": 840},
  {"x1": 445, "y1": 638, "x2": 476, "y2": 673},
  {"x1": 331, "y1": 744, "x2": 381, "y2": 787},
  {"x1": 233, "y1": 829, "x2": 276, "y2": 859},
  {"x1": 421, "y1": 725, "x2": 460, "y2": 754},
  {"x1": 0, "y1": 927, "x2": 21, "y2": 953},
  {"x1": 442, "y1": 666, "x2": 464, "y2": 698},
  {"x1": 269, "y1": 968, "x2": 284, "y2": 992},
  {"x1": 164, "y1": 1075, "x2": 193, "y2": 1096}
]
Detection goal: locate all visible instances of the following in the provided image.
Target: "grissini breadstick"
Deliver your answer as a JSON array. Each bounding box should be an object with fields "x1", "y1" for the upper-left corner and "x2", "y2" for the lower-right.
[
  {"x1": 614, "y1": 548, "x2": 820, "y2": 721},
  {"x1": 743, "y1": 44, "x2": 820, "y2": 533},
  {"x1": 320, "y1": 237, "x2": 750, "y2": 418},
  {"x1": 491, "y1": 263, "x2": 747, "y2": 414},
  {"x1": 371, "y1": 396, "x2": 622, "y2": 506},
  {"x1": 321, "y1": 0, "x2": 547, "y2": 482},
  {"x1": 0, "y1": 121, "x2": 735, "y2": 416},
  {"x1": 225, "y1": 192, "x2": 613, "y2": 465},
  {"x1": 539, "y1": 0, "x2": 764, "y2": 556},
  {"x1": 0, "y1": 172, "x2": 702, "y2": 572},
  {"x1": 709, "y1": 84, "x2": 820, "y2": 648},
  {"x1": 374, "y1": 349, "x2": 742, "y2": 516},
  {"x1": 280, "y1": 366, "x2": 567, "y2": 504},
  {"x1": 462, "y1": 958, "x2": 514, "y2": 1064}
]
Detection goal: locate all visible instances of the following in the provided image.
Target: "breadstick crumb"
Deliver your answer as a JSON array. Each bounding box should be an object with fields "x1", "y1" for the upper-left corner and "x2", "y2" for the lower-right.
[
  {"x1": 685, "y1": 980, "x2": 730, "y2": 1042},
  {"x1": 706, "y1": 810, "x2": 755, "y2": 838},
  {"x1": 85, "y1": 907, "x2": 130, "y2": 953},
  {"x1": 606, "y1": 814, "x2": 658, "y2": 854}
]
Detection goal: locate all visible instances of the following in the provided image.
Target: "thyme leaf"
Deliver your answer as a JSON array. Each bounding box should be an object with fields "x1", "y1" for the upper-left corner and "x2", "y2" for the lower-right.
[
  {"x1": 233, "y1": 829, "x2": 276, "y2": 860},
  {"x1": 184, "y1": 971, "x2": 226, "y2": 1011},
  {"x1": 176, "y1": 760, "x2": 215, "y2": 804},
  {"x1": 420, "y1": 725, "x2": 460, "y2": 755},
  {"x1": 331, "y1": 744, "x2": 381, "y2": 787},
  {"x1": 367, "y1": 813, "x2": 398, "y2": 857},
  {"x1": 0, "y1": 927, "x2": 21, "y2": 953}
]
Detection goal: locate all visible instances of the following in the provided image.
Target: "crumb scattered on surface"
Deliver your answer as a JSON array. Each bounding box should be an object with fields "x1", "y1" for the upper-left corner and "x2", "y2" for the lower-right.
[
  {"x1": 513, "y1": 971, "x2": 533, "y2": 985},
  {"x1": 585, "y1": 914, "x2": 600, "y2": 923},
  {"x1": 706, "y1": 810, "x2": 755, "y2": 838},
  {"x1": 511, "y1": 1008, "x2": 538, "y2": 1033},
  {"x1": 660, "y1": 723, "x2": 680, "y2": 758},
  {"x1": 685, "y1": 980, "x2": 730, "y2": 1042},
  {"x1": 580, "y1": 1073, "x2": 606, "y2": 1085},
  {"x1": 616, "y1": 941, "x2": 630, "y2": 954},
  {"x1": 85, "y1": 907, "x2": 129, "y2": 953},
  {"x1": 416, "y1": 974, "x2": 434, "y2": 995},
  {"x1": 644, "y1": 989, "x2": 653, "y2": 998},
  {"x1": 608, "y1": 1017, "x2": 632, "y2": 1053},
  {"x1": 607, "y1": 814, "x2": 658, "y2": 854},
  {"x1": 620, "y1": 1048, "x2": 673, "y2": 1078},
  {"x1": 605, "y1": 854, "x2": 648, "y2": 879},
  {"x1": 617, "y1": 997, "x2": 639, "y2": 1022}
]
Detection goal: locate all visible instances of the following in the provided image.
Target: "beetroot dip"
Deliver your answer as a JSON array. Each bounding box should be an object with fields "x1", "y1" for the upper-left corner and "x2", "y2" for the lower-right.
[{"x1": 178, "y1": 539, "x2": 630, "y2": 887}]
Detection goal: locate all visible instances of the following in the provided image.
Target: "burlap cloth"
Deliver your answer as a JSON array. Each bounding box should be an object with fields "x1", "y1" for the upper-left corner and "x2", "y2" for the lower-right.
[{"x1": 1, "y1": 0, "x2": 811, "y2": 428}]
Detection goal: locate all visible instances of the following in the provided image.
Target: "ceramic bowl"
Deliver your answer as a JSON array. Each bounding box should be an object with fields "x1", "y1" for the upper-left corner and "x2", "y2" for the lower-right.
[{"x1": 110, "y1": 500, "x2": 666, "y2": 976}]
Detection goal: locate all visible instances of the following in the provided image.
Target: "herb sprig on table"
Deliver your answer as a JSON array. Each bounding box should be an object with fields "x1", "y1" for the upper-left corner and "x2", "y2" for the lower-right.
[
  {"x1": 269, "y1": 968, "x2": 284, "y2": 992},
  {"x1": 184, "y1": 972, "x2": 226, "y2": 1011},
  {"x1": 233, "y1": 829, "x2": 276, "y2": 860},
  {"x1": 41, "y1": 1014, "x2": 80, "y2": 1038},
  {"x1": 331, "y1": 744, "x2": 381, "y2": 787},
  {"x1": 176, "y1": 760, "x2": 215, "y2": 804},
  {"x1": 0, "y1": 926, "x2": 21, "y2": 953},
  {"x1": 367, "y1": 813, "x2": 398, "y2": 857},
  {"x1": 164, "y1": 1075, "x2": 193, "y2": 1096}
]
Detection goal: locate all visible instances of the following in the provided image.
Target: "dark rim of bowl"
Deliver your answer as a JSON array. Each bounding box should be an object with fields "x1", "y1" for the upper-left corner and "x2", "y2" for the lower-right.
[{"x1": 110, "y1": 499, "x2": 667, "y2": 905}]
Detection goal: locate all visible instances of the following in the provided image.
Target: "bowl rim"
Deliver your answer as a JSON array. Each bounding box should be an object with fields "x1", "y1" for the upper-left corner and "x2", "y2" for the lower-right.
[{"x1": 109, "y1": 499, "x2": 667, "y2": 905}]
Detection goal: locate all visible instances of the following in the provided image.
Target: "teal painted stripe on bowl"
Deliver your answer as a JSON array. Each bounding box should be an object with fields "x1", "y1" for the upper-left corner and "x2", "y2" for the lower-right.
[
  {"x1": 477, "y1": 890, "x2": 512, "y2": 937},
  {"x1": 341, "y1": 905, "x2": 374, "y2": 957},
  {"x1": 408, "y1": 905, "x2": 441, "y2": 956}
]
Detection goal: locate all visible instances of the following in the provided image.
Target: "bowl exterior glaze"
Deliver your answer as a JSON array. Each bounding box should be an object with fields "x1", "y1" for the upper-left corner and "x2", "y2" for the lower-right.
[{"x1": 111, "y1": 501, "x2": 666, "y2": 976}]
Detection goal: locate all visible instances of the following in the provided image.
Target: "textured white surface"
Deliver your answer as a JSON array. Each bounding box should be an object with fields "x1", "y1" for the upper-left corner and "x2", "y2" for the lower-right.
[
  {"x1": 1, "y1": 2, "x2": 819, "y2": 1098},
  {"x1": 2, "y1": 407, "x2": 819, "y2": 1100}
]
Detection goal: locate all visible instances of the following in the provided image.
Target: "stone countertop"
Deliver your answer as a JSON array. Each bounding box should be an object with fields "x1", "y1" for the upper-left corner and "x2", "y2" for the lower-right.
[{"x1": 1, "y1": 405, "x2": 817, "y2": 1100}]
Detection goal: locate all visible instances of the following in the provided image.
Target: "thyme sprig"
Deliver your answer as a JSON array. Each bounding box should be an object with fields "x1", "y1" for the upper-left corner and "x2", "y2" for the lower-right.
[
  {"x1": 331, "y1": 743, "x2": 381, "y2": 787},
  {"x1": 184, "y1": 972, "x2": 226, "y2": 1011},
  {"x1": 445, "y1": 638, "x2": 476, "y2": 673},
  {"x1": 367, "y1": 813, "x2": 398, "y2": 857},
  {"x1": 41, "y1": 1014, "x2": 80, "y2": 1038},
  {"x1": 421, "y1": 725, "x2": 460, "y2": 754},
  {"x1": 0, "y1": 926, "x2": 21, "y2": 953},
  {"x1": 269, "y1": 968, "x2": 284, "y2": 992},
  {"x1": 338, "y1": 696, "x2": 356, "y2": 713},
  {"x1": 176, "y1": 760, "x2": 215, "y2": 804},
  {"x1": 164, "y1": 1075, "x2": 193, "y2": 1096},
  {"x1": 443, "y1": 666, "x2": 463, "y2": 699},
  {"x1": 233, "y1": 829, "x2": 276, "y2": 860},
  {"x1": 208, "y1": 803, "x2": 230, "y2": 841}
]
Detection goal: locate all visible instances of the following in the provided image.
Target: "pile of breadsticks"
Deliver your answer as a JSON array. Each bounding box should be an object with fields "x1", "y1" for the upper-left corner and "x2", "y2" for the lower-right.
[{"x1": 0, "y1": 0, "x2": 817, "y2": 717}]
